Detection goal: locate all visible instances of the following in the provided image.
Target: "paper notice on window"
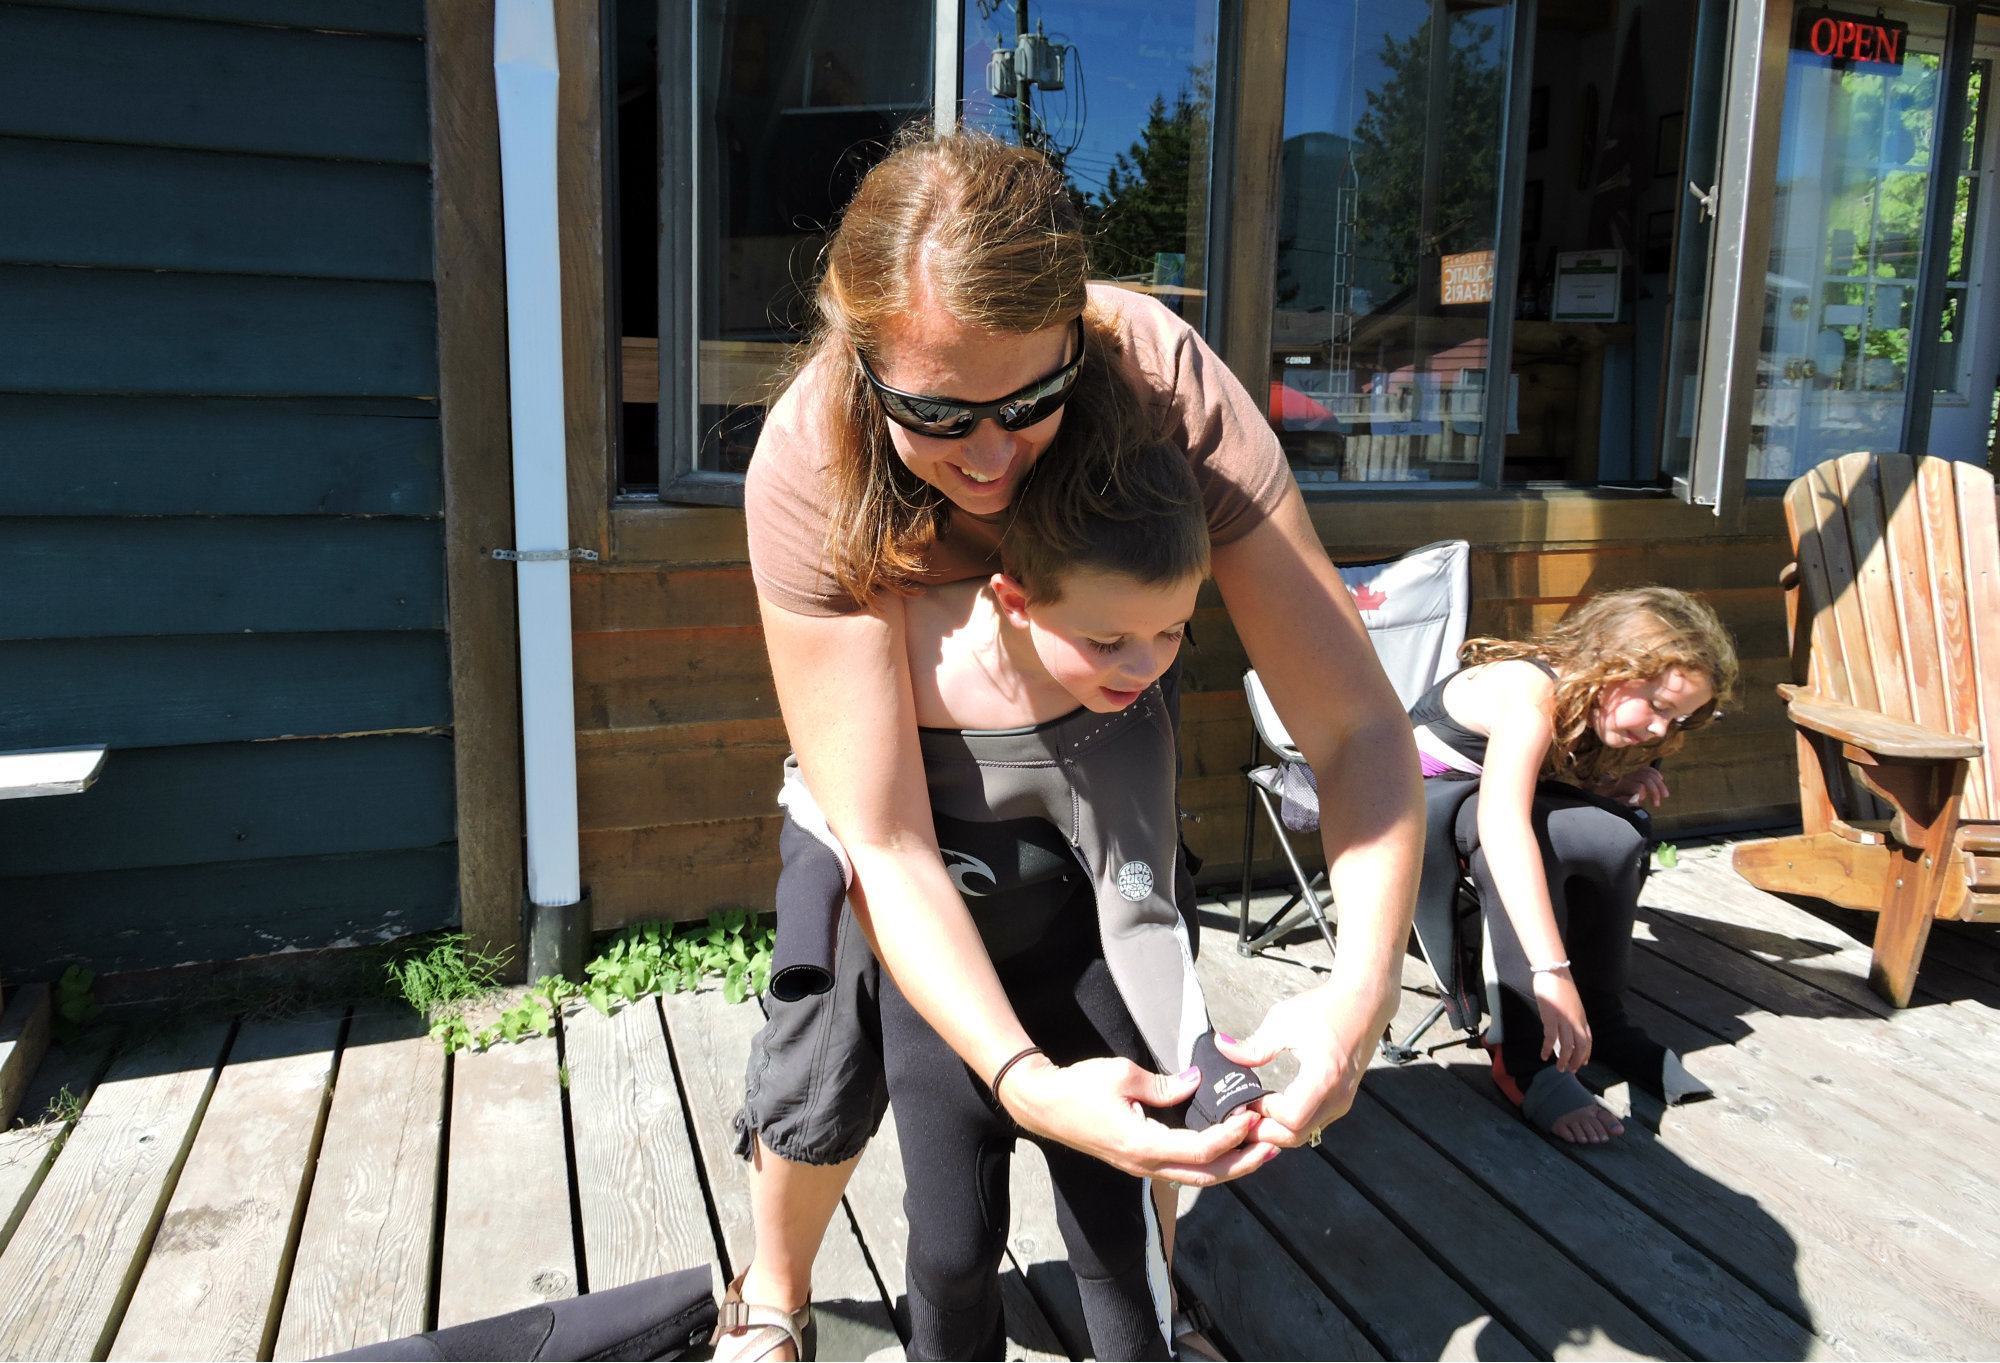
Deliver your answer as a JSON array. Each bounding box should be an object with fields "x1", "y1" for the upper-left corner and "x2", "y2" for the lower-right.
[{"x1": 1550, "y1": 250, "x2": 1622, "y2": 322}]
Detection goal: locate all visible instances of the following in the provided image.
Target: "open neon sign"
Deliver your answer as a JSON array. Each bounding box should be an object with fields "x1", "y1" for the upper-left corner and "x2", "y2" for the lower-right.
[{"x1": 1793, "y1": 9, "x2": 1909, "y2": 71}]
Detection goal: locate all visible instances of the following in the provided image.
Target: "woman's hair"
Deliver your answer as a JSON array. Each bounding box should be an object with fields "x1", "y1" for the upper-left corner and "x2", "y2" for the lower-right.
[
  {"x1": 1459, "y1": 586, "x2": 1741, "y2": 785},
  {"x1": 786, "y1": 125, "x2": 1150, "y2": 605},
  {"x1": 1000, "y1": 440, "x2": 1210, "y2": 603}
]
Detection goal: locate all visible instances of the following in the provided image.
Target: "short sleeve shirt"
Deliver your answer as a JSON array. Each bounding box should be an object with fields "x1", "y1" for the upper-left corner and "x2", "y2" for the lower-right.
[{"x1": 745, "y1": 280, "x2": 1296, "y2": 617}]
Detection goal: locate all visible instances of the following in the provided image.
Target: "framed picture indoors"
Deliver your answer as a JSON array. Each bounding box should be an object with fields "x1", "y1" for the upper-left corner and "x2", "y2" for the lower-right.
[
  {"x1": 1644, "y1": 209, "x2": 1674, "y2": 273},
  {"x1": 1654, "y1": 110, "x2": 1684, "y2": 178},
  {"x1": 1527, "y1": 86, "x2": 1549, "y2": 152}
]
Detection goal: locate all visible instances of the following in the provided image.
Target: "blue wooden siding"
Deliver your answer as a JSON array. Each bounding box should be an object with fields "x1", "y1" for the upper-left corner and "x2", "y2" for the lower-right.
[{"x1": 0, "y1": 0, "x2": 454, "y2": 979}]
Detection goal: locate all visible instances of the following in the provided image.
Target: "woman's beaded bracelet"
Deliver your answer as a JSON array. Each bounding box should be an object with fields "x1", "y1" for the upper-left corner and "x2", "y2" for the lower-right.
[
  {"x1": 989, "y1": 1045, "x2": 1047, "y2": 1102},
  {"x1": 1530, "y1": 959, "x2": 1572, "y2": 975}
]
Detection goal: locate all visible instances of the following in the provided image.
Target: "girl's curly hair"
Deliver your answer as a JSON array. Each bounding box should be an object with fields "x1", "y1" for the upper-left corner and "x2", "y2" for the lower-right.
[{"x1": 1459, "y1": 586, "x2": 1740, "y2": 787}]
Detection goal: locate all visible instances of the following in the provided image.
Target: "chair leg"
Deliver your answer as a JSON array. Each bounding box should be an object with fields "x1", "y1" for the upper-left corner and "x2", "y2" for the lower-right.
[
  {"x1": 1872, "y1": 841, "x2": 1949, "y2": 1008},
  {"x1": 1237, "y1": 770, "x2": 1259, "y2": 955},
  {"x1": 1379, "y1": 999, "x2": 1448, "y2": 1065},
  {"x1": 1257, "y1": 787, "x2": 1337, "y2": 956},
  {"x1": 1850, "y1": 756, "x2": 1963, "y2": 1008}
]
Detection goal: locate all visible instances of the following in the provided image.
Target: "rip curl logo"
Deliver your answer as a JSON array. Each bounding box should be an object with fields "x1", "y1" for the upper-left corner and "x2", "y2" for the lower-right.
[
  {"x1": 1213, "y1": 1071, "x2": 1252, "y2": 1099},
  {"x1": 1115, "y1": 860, "x2": 1154, "y2": 901},
  {"x1": 942, "y1": 849, "x2": 997, "y2": 897}
]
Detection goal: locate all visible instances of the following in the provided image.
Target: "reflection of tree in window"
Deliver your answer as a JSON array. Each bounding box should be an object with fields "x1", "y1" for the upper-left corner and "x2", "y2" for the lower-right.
[
  {"x1": 1088, "y1": 76, "x2": 1208, "y2": 281},
  {"x1": 1349, "y1": 18, "x2": 1504, "y2": 293}
]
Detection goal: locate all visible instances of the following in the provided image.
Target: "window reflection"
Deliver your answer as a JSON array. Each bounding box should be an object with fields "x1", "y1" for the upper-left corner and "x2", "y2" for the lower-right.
[
  {"x1": 1750, "y1": 2, "x2": 1950, "y2": 480},
  {"x1": 1269, "y1": 1, "x2": 1510, "y2": 484},
  {"x1": 959, "y1": 0, "x2": 1220, "y2": 325}
]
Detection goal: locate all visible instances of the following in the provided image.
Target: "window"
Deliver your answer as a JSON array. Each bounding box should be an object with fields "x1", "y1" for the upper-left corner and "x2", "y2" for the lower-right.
[
  {"x1": 1264, "y1": 0, "x2": 1512, "y2": 486},
  {"x1": 617, "y1": 0, "x2": 936, "y2": 497}
]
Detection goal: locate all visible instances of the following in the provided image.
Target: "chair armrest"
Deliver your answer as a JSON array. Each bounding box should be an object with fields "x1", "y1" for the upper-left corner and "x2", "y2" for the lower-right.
[{"x1": 1777, "y1": 686, "x2": 1983, "y2": 762}]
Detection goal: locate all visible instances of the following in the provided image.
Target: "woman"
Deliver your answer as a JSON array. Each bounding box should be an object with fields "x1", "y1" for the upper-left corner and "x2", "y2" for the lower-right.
[{"x1": 719, "y1": 127, "x2": 1423, "y2": 1360}]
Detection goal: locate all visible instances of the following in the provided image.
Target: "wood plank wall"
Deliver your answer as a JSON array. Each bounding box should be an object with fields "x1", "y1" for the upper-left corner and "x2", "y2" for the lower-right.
[
  {"x1": 573, "y1": 496, "x2": 1793, "y2": 929},
  {"x1": 0, "y1": 0, "x2": 457, "y2": 978}
]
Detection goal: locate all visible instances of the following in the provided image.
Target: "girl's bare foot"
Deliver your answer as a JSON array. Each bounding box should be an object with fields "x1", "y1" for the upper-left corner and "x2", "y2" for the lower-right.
[{"x1": 1548, "y1": 1099, "x2": 1624, "y2": 1144}]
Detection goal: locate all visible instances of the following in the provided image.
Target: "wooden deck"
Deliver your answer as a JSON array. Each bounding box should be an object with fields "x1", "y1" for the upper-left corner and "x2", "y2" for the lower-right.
[{"x1": 3, "y1": 837, "x2": 2000, "y2": 1360}]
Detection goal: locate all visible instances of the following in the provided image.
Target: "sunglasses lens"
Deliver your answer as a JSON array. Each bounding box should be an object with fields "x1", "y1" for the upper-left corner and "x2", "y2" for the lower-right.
[
  {"x1": 996, "y1": 393, "x2": 1064, "y2": 431},
  {"x1": 885, "y1": 393, "x2": 976, "y2": 437}
]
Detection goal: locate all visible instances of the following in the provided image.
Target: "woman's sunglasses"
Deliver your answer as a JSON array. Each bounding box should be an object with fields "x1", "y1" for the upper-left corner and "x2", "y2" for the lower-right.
[{"x1": 857, "y1": 318, "x2": 1085, "y2": 439}]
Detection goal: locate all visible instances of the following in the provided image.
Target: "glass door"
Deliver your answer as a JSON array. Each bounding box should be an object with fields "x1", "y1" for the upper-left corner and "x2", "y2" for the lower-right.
[{"x1": 1745, "y1": 1, "x2": 1955, "y2": 482}]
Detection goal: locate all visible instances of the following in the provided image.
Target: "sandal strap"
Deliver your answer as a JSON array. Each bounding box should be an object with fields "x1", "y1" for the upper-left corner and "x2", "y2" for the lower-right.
[{"x1": 710, "y1": 1269, "x2": 812, "y2": 1359}]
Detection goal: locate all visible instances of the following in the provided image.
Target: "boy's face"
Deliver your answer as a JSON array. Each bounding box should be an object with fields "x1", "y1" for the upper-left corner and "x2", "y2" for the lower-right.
[{"x1": 998, "y1": 567, "x2": 1202, "y2": 713}]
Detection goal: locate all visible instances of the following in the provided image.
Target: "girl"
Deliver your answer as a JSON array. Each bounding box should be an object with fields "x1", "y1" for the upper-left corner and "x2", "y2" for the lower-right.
[{"x1": 1408, "y1": 587, "x2": 1739, "y2": 1144}]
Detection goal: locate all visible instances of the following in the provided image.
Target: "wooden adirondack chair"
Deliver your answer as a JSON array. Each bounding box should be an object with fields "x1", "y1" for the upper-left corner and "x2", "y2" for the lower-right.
[{"x1": 1733, "y1": 452, "x2": 2000, "y2": 1008}]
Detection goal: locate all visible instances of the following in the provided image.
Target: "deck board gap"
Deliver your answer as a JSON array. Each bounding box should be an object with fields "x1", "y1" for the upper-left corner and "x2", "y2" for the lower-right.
[
  {"x1": 552, "y1": 1010, "x2": 591, "y2": 1298},
  {"x1": 259, "y1": 1007, "x2": 351, "y2": 1362},
  {"x1": 651, "y1": 997, "x2": 743, "y2": 1284},
  {"x1": 425, "y1": 1045, "x2": 454, "y2": 1334}
]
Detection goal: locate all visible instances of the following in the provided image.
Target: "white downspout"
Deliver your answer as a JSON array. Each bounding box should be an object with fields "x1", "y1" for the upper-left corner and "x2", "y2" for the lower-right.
[{"x1": 494, "y1": 0, "x2": 587, "y2": 974}]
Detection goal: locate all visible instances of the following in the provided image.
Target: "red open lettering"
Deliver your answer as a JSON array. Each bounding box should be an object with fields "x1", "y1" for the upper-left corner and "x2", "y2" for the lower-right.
[
  {"x1": 1874, "y1": 24, "x2": 1902, "y2": 64},
  {"x1": 1810, "y1": 16, "x2": 1839, "y2": 55}
]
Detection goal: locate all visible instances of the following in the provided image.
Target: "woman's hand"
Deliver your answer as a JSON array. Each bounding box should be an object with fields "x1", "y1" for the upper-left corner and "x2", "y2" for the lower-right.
[
  {"x1": 1214, "y1": 984, "x2": 1381, "y2": 1148},
  {"x1": 1533, "y1": 967, "x2": 1591, "y2": 1071},
  {"x1": 1000, "y1": 1055, "x2": 1277, "y2": 1186}
]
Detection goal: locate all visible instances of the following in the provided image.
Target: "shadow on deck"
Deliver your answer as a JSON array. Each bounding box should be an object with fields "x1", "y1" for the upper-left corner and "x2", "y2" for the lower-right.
[{"x1": 1, "y1": 835, "x2": 1998, "y2": 1360}]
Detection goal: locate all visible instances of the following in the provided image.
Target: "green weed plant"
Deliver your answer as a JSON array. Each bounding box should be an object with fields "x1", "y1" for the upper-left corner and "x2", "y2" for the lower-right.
[{"x1": 392, "y1": 913, "x2": 773, "y2": 1054}]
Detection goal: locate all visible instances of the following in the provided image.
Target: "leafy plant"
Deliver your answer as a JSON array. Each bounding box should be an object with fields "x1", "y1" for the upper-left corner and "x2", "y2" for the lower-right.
[
  {"x1": 52, "y1": 965, "x2": 101, "y2": 1043},
  {"x1": 406, "y1": 914, "x2": 772, "y2": 1053},
  {"x1": 35, "y1": 1085, "x2": 81, "y2": 1128},
  {"x1": 582, "y1": 911, "x2": 773, "y2": 1013},
  {"x1": 1654, "y1": 842, "x2": 1680, "y2": 870},
  {"x1": 385, "y1": 934, "x2": 507, "y2": 1021}
]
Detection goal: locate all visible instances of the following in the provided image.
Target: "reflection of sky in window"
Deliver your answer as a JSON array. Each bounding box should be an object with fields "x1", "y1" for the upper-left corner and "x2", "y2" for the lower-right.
[
  {"x1": 959, "y1": 0, "x2": 1215, "y2": 198},
  {"x1": 1281, "y1": 4, "x2": 1423, "y2": 142}
]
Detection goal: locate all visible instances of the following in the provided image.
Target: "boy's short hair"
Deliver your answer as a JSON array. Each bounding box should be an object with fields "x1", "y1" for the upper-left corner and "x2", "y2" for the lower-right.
[{"x1": 1001, "y1": 440, "x2": 1210, "y2": 603}]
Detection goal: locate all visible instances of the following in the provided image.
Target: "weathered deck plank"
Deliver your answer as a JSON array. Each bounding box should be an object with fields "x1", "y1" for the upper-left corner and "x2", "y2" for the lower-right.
[
  {"x1": 1625, "y1": 948, "x2": 2000, "y2": 1260},
  {"x1": 0, "y1": 1019, "x2": 231, "y2": 1360},
  {"x1": 111, "y1": 1011, "x2": 341, "y2": 1361},
  {"x1": 564, "y1": 998, "x2": 717, "y2": 1289},
  {"x1": 0, "y1": 986, "x2": 52, "y2": 1132},
  {"x1": 0, "y1": 1028, "x2": 121, "y2": 1259},
  {"x1": 435, "y1": 1028, "x2": 576, "y2": 1328},
  {"x1": 271, "y1": 1008, "x2": 444, "y2": 1360},
  {"x1": 659, "y1": 986, "x2": 902, "y2": 1361},
  {"x1": 1196, "y1": 943, "x2": 1536, "y2": 1361}
]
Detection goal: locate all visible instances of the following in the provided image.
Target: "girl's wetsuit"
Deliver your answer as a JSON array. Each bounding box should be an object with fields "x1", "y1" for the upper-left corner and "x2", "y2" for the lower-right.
[{"x1": 1408, "y1": 663, "x2": 1678, "y2": 1107}]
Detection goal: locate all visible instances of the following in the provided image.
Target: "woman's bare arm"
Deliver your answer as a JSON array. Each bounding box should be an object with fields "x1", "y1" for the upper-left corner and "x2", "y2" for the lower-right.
[
  {"x1": 759, "y1": 593, "x2": 1271, "y2": 1183},
  {"x1": 1208, "y1": 489, "x2": 1423, "y2": 1140}
]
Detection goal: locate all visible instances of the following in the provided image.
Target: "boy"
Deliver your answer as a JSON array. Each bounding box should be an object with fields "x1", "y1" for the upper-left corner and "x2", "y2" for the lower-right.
[{"x1": 735, "y1": 443, "x2": 1265, "y2": 1360}]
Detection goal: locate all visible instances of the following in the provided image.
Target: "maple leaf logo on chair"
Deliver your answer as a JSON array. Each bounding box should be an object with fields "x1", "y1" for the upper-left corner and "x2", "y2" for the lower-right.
[{"x1": 1351, "y1": 583, "x2": 1388, "y2": 612}]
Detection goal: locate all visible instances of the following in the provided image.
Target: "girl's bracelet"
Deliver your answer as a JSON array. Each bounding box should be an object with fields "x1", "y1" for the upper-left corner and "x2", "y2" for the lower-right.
[
  {"x1": 1530, "y1": 959, "x2": 1572, "y2": 975},
  {"x1": 989, "y1": 1045, "x2": 1047, "y2": 1102}
]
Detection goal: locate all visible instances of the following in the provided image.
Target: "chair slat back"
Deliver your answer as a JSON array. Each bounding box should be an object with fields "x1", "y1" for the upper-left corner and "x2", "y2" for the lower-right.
[{"x1": 1786, "y1": 452, "x2": 1999, "y2": 822}]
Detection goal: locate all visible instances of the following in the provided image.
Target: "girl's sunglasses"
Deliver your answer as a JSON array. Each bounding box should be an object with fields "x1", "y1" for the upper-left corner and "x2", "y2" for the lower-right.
[{"x1": 857, "y1": 318, "x2": 1085, "y2": 439}]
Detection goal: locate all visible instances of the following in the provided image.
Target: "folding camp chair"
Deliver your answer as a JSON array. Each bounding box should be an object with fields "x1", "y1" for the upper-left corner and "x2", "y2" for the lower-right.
[
  {"x1": 1232, "y1": 540, "x2": 1482, "y2": 1061},
  {"x1": 1236, "y1": 539, "x2": 1470, "y2": 957}
]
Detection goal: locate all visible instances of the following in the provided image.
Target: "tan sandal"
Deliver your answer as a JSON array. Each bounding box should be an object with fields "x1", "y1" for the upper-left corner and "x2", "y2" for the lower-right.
[{"x1": 710, "y1": 1268, "x2": 816, "y2": 1363}]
